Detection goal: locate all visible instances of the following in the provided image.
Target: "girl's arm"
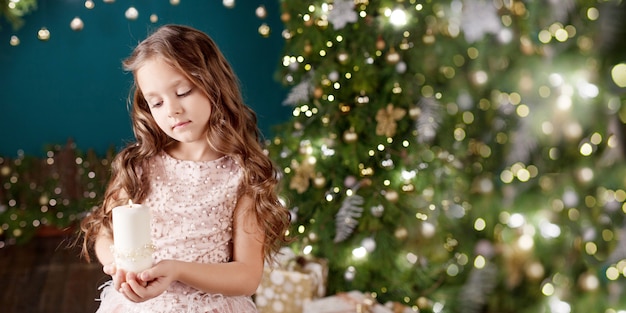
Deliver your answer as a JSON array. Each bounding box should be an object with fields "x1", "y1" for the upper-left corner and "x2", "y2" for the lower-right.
[
  {"x1": 121, "y1": 194, "x2": 265, "y2": 301},
  {"x1": 94, "y1": 230, "x2": 115, "y2": 266}
]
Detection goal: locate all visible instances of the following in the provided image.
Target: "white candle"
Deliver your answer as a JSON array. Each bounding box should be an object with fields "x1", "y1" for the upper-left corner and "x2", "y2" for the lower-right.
[{"x1": 112, "y1": 201, "x2": 154, "y2": 273}]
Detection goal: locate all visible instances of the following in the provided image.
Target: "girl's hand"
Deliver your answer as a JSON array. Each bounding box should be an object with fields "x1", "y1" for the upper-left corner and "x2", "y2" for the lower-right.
[
  {"x1": 119, "y1": 260, "x2": 177, "y2": 303},
  {"x1": 103, "y1": 263, "x2": 128, "y2": 291}
]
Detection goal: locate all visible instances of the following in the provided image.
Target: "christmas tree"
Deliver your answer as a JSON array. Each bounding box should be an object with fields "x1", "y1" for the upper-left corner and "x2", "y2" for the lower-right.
[{"x1": 266, "y1": 0, "x2": 626, "y2": 312}]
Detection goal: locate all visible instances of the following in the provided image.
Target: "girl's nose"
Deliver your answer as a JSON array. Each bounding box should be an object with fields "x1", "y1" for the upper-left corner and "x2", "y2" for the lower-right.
[{"x1": 167, "y1": 100, "x2": 183, "y2": 117}]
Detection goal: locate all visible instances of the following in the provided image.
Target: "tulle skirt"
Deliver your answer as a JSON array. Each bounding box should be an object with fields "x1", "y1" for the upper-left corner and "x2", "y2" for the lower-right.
[{"x1": 95, "y1": 281, "x2": 258, "y2": 313}]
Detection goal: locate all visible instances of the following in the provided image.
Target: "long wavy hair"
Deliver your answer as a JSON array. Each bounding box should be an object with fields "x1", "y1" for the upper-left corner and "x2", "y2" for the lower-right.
[{"x1": 80, "y1": 24, "x2": 291, "y2": 263}]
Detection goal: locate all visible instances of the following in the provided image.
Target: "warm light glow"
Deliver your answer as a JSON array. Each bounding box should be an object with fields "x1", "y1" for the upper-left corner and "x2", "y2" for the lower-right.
[
  {"x1": 579, "y1": 142, "x2": 593, "y2": 156},
  {"x1": 541, "y1": 282, "x2": 555, "y2": 296},
  {"x1": 303, "y1": 245, "x2": 313, "y2": 255},
  {"x1": 474, "y1": 255, "x2": 486, "y2": 269},
  {"x1": 508, "y1": 213, "x2": 525, "y2": 228},
  {"x1": 389, "y1": 8, "x2": 408, "y2": 26},
  {"x1": 352, "y1": 246, "x2": 367, "y2": 259},
  {"x1": 401, "y1": 170, "x2": 416, "y2": 180},
  {"x1": 474, "y1": 218, "x2": 486, "y2": 231},
  {"x1": 518, "y1": 234, "x2": 534, "y2": 250},
  {"x1": 611, "y1": 63, "x2": 626, "y2": 87},
  {"x1": 539, "y1": 221, "x2": 561, "y2": 238}
]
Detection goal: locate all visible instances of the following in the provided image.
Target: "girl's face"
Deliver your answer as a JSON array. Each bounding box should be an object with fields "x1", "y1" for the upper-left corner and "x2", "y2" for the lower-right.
[{"x1": 136, "y1": 57, "x2": 212, "y2": 148}]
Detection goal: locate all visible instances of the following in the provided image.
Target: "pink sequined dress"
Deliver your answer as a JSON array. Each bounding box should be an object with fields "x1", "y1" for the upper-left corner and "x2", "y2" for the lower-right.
[{"x1": 95, "y1": 152, "x2": 258, "y2": 313}]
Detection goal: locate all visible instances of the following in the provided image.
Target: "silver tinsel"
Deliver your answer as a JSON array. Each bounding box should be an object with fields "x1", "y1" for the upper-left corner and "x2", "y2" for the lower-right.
[
  {"x1": 415, "y1": 97, "x2": 442, "y2": 144},
  {"x1": 459, "y1": 262, "x2": 498, "y2": 313},
  {"x1": 334, "y1": 194, "x2": 364, "y2": 243},
  {"x1": 282, "y1": 78, "x2": 312, "y2": 106},
  {"x1": 505, "y1": 118, "x2": 538, "y2": 165}
]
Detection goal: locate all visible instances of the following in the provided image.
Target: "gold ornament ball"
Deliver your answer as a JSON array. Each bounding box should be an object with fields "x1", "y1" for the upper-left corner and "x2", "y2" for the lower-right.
[
  {"x1": 578, "y1": 271, "x2": 599, "y2": 291},
  {"x1": 150, "y1": 14, "x2": 159, "y2": 23},
  {"x1": 39, "y1": 195, "x2": 49, "y2": 206},
  {"x1": 70, "y1": 17, "x2": 84, "y2": 31},
  {"x1": 37, "y1": 27, "x2": 51, "y2": 41},
  {"x1": 385, "y1": 190, "x2": 399, "y2": 202},
  {"x1": 520, "y1": 35, "x2": 534, "y2": 55},
  {"x1": 170, "y1": 0, "x2": 180, "y2": 5},
  {"x1": 376, "y1": 36, "x2": 385, "y2": 50},
  {"x1": 313, "y1": 86, "x2": 323, "y2": 99},
  {"x1": 281, "y1": 12, "x2": 291, "y2": 22},
  {"x1": 416, "y1": 297, "x2": 431, "y2": 310},
  {"x1": 303, "y1": 42, "x2": 312, "y2": 55},
  {"x1": 394, "y1": 227, "x2": 408, "y2": 240},
  {"x1": 525, "y1": 261, "x2": 545, "y2": 281},
  {"x1": 386, "y1": 49, "x2": 400, "y2": 64},
  {"x1": 343, "y1": 129, "x2": 358, "y2": 143},
  {"x1": 360, "y1": 178, "x2": 372, "y2": 187}
]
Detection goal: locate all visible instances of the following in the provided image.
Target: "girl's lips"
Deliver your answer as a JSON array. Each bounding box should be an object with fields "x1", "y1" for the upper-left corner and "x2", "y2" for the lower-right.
[{"x1": 172, "y1": 121, "x2": 190, "y2": 129}]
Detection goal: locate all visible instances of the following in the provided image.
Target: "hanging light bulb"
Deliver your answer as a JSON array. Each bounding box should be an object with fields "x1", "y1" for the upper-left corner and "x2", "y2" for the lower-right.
[
  {"x1": 125, "y1": 7, "x2": 139, "y2": 20},
  {"x1": 70, "y1": 17, "x2": 84, "y2": 31},
  {"x1": 258, "y1": 23, "x2": 270, "y2": 37},
  {"x1": 37, "y1": 27, "x2": 51, "y2": 41},
  {"x1": 256, "y1": 5, "x2": 267, "y2": 19},
  {"x1": 9, "y1": 35, "x2": 20, "y2": 46}
]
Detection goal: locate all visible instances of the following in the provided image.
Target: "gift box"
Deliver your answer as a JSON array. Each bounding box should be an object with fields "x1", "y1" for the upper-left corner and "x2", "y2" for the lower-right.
[
  {"x1": 304, "y1": 290, "x2": 414, "y2": 313},
  {"x1": 255, "y1": 248, "x2": 328, "y2": 313}
]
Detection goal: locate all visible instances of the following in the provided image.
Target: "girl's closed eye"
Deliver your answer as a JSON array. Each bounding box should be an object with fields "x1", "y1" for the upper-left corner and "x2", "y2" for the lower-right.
[{"x1": 177, "y1": 88, "x2": 192, "y2": 97}]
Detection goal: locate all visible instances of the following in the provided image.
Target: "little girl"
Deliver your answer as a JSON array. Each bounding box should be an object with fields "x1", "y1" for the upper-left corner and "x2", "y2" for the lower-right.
[{"x1": 79, "y1": 24, "x2": 291, "y2": 312}]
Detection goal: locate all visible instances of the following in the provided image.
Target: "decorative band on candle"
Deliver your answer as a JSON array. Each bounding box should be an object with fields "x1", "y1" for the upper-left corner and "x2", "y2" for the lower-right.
[{"x1": 110, "y1": 243, "x2": 156, "y2": 261}]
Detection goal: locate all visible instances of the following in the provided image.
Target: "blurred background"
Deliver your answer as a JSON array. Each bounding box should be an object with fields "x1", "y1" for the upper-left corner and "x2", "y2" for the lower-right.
[
  {"x1": 1, "y1": 1, "x2": 626, "y2": 313},
  {"x1": 0, "y1": 0, "x2": 289, "y2": 156}
]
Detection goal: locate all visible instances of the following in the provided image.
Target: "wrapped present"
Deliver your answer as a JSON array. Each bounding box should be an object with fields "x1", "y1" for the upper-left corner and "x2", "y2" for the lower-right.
[
  {"x1": 255, "y1": 248, "x2": 328, "y2": 313},
  {"x1": 303, "y1": 290, "x2": 413, "y2": 313}
]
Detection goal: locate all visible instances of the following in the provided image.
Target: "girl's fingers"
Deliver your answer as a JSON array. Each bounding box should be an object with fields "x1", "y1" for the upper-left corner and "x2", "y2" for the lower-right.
[
  {"x1": 123, "y1": 272, "x2": 151, "y2": 301},
  {"x1": 113, "y1": 270, "x2": 126, "y2": 291},
  {"x1": 120, "y1": 282, "x2": 141, "y2": 302},
  {"x1": 102, "y1": 263, "x2": 116, "y2": 275}
]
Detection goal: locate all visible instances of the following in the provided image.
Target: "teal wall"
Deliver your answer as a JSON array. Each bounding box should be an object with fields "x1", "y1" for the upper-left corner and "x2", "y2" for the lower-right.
[{"x1": 0, "y1": 1, "x2": 289, "y2": 157}]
